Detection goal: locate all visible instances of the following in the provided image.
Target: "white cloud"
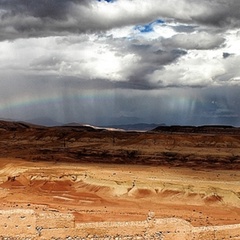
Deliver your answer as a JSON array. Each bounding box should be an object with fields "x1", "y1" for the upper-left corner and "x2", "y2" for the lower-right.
[
  {"x1": 1, "y1": 0, "x2": 240, "y2": 125},
  {"x1": 224, "y1": 29, "x2": 240, "y2": 54},
  {"x1": 148, "y1": 49, "x2": 227, "y2": 87}
]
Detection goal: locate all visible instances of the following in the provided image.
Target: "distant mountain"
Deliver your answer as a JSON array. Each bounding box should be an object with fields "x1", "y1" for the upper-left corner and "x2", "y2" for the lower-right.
[
  {"x1": 26, "y1": 117, "x2": 62, "y2": 126},
  {"x1": 63, "y1": 122, "x2": 86, "y2": 127},
  {"x1": 62, "y1": 122, "x2": 103, "y2": 131},
  {"x1": 62, "y1": 122, "x2": 166, "y2": 131},
  {"x1": 101, "y1": 123, "x2": 166, "y2": 131}
]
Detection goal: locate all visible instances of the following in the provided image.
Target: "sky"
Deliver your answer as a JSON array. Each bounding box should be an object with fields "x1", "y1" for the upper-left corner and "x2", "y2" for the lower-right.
[{"x1": 0, "y1": 0, "x2": 240, "y2": 126}]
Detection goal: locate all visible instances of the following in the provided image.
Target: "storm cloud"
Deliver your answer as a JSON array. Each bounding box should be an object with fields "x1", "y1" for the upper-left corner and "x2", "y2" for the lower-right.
[
  {"x1": 1, "y1": 0, "x2": 240, "y2": 40},
  {"x1": 0, "y1": 0, "x2": 240, "y2": 126}
]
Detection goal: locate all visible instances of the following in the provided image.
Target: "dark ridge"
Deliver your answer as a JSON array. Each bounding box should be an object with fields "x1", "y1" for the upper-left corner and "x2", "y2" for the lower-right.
[
  {"x1": 198, "y1": 125, "x2": 234, "y2": 128},
  {"x1": 0, "y1": 120, "x2": 102, "y2": 132},
  {"x1": 0, "y1": 120, "x2": 46, "y2": 131},
  {"x1": 0, "y1": 120, "x2": 30, "y2": 131},
  {"x1": 151, "y1": 125, "x2": 239, "y2": 134},
  {"x1": 26, "y1": 117, "x2": 62, "y2": 126}
]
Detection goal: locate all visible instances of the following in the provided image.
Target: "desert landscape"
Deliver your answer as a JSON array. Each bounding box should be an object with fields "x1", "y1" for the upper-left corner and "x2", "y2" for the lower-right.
[{"x1": 0, "y1": 120, "x2": 240, "y2": 239}]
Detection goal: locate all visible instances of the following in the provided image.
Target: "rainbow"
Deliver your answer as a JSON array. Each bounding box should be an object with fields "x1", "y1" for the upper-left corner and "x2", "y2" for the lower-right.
[{"x1": 0, "y1": 88, "x2": 116, "y2": 113}]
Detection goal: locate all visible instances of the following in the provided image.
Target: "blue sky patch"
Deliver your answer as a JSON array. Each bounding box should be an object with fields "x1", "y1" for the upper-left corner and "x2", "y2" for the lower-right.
[{"x1": 135, "y1": 19, "x2": 165, "y2": 33}]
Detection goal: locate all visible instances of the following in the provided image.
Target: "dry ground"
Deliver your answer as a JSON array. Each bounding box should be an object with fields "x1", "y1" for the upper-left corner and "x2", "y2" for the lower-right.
[
  {"x1": 0, "y1": 121, "x2": 240, "y2": 235},
  {"x1": 0, "y1": 158, "x2": 239, "y2": 228}
]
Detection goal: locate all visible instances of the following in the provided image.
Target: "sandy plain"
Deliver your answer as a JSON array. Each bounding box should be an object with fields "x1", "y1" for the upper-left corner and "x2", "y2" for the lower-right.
[{"x1": 0, "y1": 121, "x2": 240, "y2": 238}]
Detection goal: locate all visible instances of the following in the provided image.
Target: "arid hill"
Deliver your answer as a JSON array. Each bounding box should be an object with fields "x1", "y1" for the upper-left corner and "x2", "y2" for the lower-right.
[
  {"x1": 0, "y1": 120, "x2": 240, "y2": 169},
  {"x1": 0, "y1": 120, "x2": 239, "y2": 239}
]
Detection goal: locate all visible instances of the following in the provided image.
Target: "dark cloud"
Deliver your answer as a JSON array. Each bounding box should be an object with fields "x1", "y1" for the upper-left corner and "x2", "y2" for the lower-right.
[
  {"x1": 30, "y1": 55, "x2": 64, "y2": 71},
  {"x1": 0, "y1": 0, "x2": 240, "y2": 41},
  {"x1": 0, "y1": 0, "x2": 92, "y2": 40},
  {"x1": 172, "y1": 24, "x2": 197, "y2": 33},
  {"x1": 223, "y1": 52, "x2": 232, "y2": 59},
  {"x1": 0, "y1": 0, "x2": 89, "y2": 19},
  {"x1": 0, "y1": 71, "x2": 240, "y2": 125},
  {"x1": 163, "y1": 32, "x2": 225, "y2": 50},
  {"x1": 192, "y1": 0, "x2": 240, "y2": 28},
  {"x1": 120, "y1": 42, "x2": 187, "y2": 89}
]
